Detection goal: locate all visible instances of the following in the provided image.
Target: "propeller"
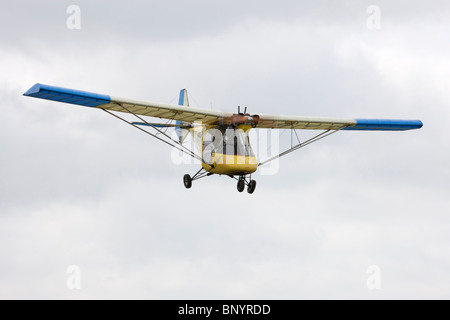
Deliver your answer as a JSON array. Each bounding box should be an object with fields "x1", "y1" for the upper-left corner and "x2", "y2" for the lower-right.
[{"x1": 238, "y1": 106, "x2": 248, "y2": 115}]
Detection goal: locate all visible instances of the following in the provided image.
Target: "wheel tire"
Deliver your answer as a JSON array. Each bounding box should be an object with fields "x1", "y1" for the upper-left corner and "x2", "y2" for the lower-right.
[
  {"x1": 237, "y1": 179, "x2": 245, "y2": 192},
  {"x1": 247, "y1": 180, "x2": 256, "y2": 194},
  {"x1": 183, "y1": 174, "x2": 192, "y2": 189}
]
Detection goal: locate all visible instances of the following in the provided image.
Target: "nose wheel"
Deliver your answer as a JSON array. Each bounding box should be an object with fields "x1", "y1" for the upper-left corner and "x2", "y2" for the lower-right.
[
  {"x1": 247, "y1": 180, "x2": 256, "y2": 194},
  {"x1": 236, "y1": 175, "x2": 257, "y2": 194}
]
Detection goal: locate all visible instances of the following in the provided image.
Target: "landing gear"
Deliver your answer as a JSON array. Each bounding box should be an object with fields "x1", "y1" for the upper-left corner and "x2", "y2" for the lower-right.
[
  {"x1": 183, "y1": 169, "x2": 257, "y2": 194},
  {"x1": 247, "y1": 180, "x2": 256, "y2": 194},
  {"x1": 237, "y1": 177, "x2": 245, "y2": 192},
  {"x1": 182, "y1": 168, "x2": 212, "y2": 189},
  {"x1": 183, "y1": 174, "x2": 192, "y2": 189},
  {"x1": 235, "y1": 175, "x2": 257, "y2": 194}
]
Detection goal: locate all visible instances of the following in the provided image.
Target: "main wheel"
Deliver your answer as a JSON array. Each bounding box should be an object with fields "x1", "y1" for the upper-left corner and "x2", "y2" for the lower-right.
[
  {"x1": 183, "y1": 174, "x2": 192, "y2": 189},
  {"x1": 247, "y1": 180, "x2": 256, "y2": 194},
  {"x1": 237, "y1": 178, "x2": 245, "y2": 192}
]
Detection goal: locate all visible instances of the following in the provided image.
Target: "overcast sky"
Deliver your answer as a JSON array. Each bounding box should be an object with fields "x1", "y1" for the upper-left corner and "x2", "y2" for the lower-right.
[{"x1": 1, "y1": 0, "x2": 449, "y2": 299}]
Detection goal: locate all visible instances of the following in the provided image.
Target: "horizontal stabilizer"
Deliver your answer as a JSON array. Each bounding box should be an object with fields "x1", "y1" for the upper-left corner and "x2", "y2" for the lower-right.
[{"x1": 132, "y1": 122, "x2": 191, "y2": 128}]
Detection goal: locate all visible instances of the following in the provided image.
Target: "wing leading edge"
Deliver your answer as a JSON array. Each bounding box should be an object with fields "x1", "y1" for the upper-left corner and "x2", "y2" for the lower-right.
[{"x1": 23, "y1": 83, "x2": 423, "y2": 131}]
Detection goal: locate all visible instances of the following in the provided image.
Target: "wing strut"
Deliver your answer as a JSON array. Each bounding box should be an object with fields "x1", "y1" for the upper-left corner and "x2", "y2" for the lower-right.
[
  {"x1": 102, "y1": 103, "x2": 203, "y2": 162},
  {"x1": 258, "y1": 129, "x2": 343, "y2": 167}
]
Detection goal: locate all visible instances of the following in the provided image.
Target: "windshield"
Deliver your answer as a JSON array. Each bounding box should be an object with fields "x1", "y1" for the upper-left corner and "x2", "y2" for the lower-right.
[{"x1": 203, "y1": 126, "x2": 254, "y2": 157}]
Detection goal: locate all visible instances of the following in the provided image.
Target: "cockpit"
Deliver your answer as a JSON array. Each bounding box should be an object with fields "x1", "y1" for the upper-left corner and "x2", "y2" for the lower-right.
[{"x1": 202, "y1": 126, "x2": 254, "y2": 163}]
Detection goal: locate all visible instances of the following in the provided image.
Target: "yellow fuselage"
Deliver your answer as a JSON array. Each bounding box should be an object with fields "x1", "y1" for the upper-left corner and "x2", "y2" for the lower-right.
[
  {"x1": 192, "y1": 124, "x2": 258, "y2": 176},
  {"x1": 202, "y1": 153, "x2": 258, "y2": 175}
]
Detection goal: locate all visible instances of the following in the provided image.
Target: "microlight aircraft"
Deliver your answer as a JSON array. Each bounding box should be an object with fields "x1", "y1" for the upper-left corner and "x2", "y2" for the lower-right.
[{"x1": 24, "y1": 84, "x2": 423, "y2": 194}]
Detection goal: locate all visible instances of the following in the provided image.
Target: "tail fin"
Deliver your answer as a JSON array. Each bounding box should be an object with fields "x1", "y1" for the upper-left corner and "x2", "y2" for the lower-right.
[
  {"x1": 178, "y1": 88, "x2": 189, "y2": 107},
  {"x1": 175, "y1": 89, "x2": 190, "y2": 143}
]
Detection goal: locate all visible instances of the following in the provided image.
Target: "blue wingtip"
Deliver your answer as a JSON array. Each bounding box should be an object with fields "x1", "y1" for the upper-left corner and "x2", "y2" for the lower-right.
[
  {"x1": 23, "y1": 83, "x2": 111, "y2": 107},
  {"x1": 343, "y1": 118, "x2": 423, "y2": 131},
  {"x1": 23, "y1": 83, "x2": 42, "y2": 96}
]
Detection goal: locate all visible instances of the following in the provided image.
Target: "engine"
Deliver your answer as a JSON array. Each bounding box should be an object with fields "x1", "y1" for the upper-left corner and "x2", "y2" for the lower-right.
[{"x1": 221, "y1": 113, "x2": 260, "y2": 127}]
